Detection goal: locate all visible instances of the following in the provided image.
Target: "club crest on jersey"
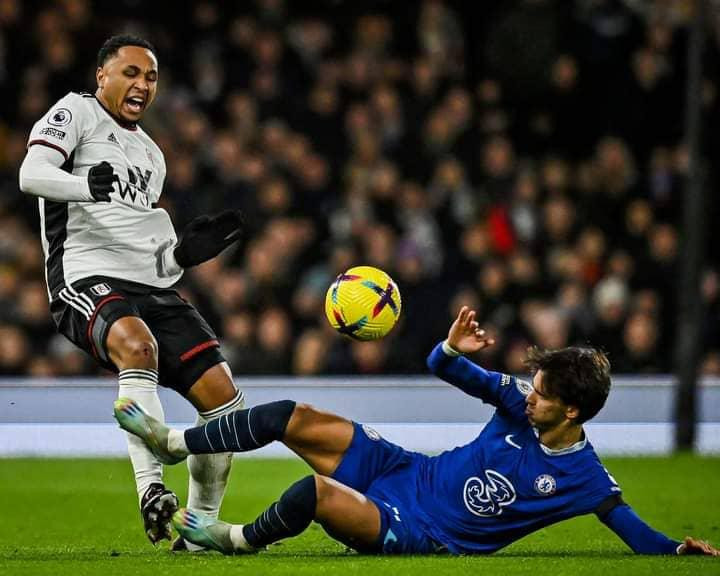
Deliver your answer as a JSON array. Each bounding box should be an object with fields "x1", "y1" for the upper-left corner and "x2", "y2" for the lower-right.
[
  {"x1": 362, "y1": 424, "x2": 381, "y2": 441},
  {"x1": 534, "y1": 474, "x2": 556, "y2": 495},
  {"x1": 47, "y1": 108, "x2": 72, "y2": 126},
  {"x1": 463, "y1": 470, "x2": 516, "y2": 516},
  {"x1": 516, "y1": 379, "x2": 533, "y2": 396},
  {"x1": 89, "y1": 283, "x2": 111, "y2": 297}
]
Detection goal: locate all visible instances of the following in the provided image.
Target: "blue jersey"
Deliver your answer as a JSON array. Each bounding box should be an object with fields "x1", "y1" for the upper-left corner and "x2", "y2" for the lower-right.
[
  {"x1": 334, "y1": 342, "x2": 680, "y2": 555},
  {"x1": 411, "y1": 343, "x2": 621, "y2": 554}
]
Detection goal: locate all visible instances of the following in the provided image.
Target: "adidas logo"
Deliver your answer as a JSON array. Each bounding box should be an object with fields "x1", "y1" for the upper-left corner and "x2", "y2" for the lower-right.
[{"x1": 107, "y1": 132, "x2": 118, "y2": 144}]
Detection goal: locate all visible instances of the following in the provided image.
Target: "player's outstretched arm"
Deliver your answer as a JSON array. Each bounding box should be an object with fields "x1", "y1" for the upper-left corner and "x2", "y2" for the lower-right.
[
  {"x1": 599, "y1": 501, "x2": 718, "y2": 555},
  {"x1": 426, "y1": 306, "x2": 525, "y2": 409}
]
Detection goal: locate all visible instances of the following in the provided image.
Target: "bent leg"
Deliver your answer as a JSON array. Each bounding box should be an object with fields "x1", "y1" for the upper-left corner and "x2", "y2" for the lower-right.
[
  {"x1": 174, "y1": 474, "x2": 381, "y2": 554},
  {"x1": 243, "y1": 474, "x2": 380, "y2": 551}
]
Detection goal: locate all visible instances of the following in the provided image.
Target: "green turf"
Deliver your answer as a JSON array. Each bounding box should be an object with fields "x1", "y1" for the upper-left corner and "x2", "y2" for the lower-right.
[{"x1": 0, "y1": 456, "x2": 718, "y2": 575}]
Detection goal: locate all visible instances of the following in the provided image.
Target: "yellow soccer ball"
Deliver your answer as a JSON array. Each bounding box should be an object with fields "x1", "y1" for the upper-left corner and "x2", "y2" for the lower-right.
[{"x1": 324, "y1": 266, "x2": 402, "y2": 341}]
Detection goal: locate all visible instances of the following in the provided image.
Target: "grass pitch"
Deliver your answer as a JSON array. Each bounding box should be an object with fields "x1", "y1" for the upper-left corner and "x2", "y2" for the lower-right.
[{"x1": 0, "y1": 456, "x2": 718, "y2": 576}]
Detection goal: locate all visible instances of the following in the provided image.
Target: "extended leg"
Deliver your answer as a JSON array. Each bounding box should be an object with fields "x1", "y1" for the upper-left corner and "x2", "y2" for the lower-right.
[{"x1": 115, "y1": 399, "x2": 356, "y2": 477}]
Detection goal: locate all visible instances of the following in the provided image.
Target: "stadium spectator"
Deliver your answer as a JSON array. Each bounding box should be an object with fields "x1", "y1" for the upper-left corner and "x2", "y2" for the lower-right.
[{"x1": 1, "y1": 0, "x2": 719, "y2": 377}]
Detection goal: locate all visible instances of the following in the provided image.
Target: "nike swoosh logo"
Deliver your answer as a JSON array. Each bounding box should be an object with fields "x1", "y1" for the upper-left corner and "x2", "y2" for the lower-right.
[{"x1": 505, "y1": 434, "x2": 522, "y2": 450}]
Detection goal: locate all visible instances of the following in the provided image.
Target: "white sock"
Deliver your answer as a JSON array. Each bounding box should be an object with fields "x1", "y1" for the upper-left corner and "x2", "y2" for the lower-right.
[
  {"x1": 167, "y1": 429, "x2": 189, "y2": 455},
  {"x1": 229, "y1": 524, "x2": 254, "y2": 552},
  {"x1": 118, "y1": 369, "x2": 164, "y2": 501},
  {"x1": 185, "y1": 390, "x2": 244, "y2": 550}
]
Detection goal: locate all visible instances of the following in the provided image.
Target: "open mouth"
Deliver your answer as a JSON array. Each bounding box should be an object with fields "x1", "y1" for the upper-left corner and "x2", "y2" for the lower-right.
[{"x1": 125, "y1": 95, "x2": 146, "y2": 114}]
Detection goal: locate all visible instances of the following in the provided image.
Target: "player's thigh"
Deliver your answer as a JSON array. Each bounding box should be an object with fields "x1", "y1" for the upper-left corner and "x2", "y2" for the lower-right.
[
  {"x1": 51, "y1": 280, "x2": 142, "y2": 372},
  {"x1": 313, "y1": 475, "x2": 382, "y2": 552},
  {"x1": 140, "y1": 290, "x2": 233, "y2": 399},
  {"x1": 105, "y1": 316, "x2": 158, "y2": 369},
  {"x1": 329, "y1": 422, "x2": 412, "y2": 494},
  {"x1": 315, "y1": 476, "x2": 438, "y2": 555},
  {"x1": 283, "y1": 403, "x2": 355, "y2": 475}
]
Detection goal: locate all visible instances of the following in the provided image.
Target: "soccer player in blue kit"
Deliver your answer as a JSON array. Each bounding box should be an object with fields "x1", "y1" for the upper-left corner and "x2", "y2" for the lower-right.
[{"x1": 115, "y1": 306, "x2": 719, "y2": 556}]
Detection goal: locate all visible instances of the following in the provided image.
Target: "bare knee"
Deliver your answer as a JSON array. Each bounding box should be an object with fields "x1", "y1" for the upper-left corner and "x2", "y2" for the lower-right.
[
  {"x1": 109, "y1": 331, "x2": 158, "y2": 369},
  {"x1": 284, "y1": 402, "x2": 337, "y2": 441},
  {"x1": 313, "y1": 475, "x2": 337, "y2": 517},
  {"x1": 289, "y1": 403, "x2": 321, "y2": 427}
]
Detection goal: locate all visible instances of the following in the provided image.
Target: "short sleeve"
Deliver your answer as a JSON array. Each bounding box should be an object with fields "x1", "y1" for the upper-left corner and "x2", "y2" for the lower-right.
[{"x1": 27, "y1": 93, "x2": 90, "y2": 161}]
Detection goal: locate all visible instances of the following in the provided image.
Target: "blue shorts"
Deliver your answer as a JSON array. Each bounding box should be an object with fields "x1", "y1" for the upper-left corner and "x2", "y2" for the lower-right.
[{"x1": 331, "y1": 422, "x2": 443, "y2": 555}]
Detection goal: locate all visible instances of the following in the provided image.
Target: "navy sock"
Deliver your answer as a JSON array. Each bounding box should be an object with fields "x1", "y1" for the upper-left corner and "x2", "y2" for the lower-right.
[
  {"x1": 184, "y1": 400, "x2": 295, "y2": 454},
  {"x1": 243, "y1": 475, "x2": 317, "y2": 548}
]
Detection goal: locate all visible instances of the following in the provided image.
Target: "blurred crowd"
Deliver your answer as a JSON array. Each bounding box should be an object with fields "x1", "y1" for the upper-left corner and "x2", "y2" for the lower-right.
[{"x1": 0, "y1": 0, "x2": 719, "y2": 378}]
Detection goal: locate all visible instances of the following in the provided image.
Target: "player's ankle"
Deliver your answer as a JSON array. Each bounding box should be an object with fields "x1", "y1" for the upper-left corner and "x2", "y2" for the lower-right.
[
  {"x1": 230, "y1": 525, "x2": 255, "y2": 552},
  {"x1": 167, "y1": 428, "x2": 190, "y2": 456}
]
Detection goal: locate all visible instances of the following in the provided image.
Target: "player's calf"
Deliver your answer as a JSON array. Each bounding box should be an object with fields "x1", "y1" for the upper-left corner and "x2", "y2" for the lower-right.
[{"x1": 117, "y1": 398, "x2": 302, "y2": 457}]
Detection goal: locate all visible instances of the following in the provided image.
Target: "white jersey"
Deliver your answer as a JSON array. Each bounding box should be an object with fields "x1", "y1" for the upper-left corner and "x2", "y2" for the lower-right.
[{"x1": 25, "y1": 91, "x2": 182, "y2": 300}]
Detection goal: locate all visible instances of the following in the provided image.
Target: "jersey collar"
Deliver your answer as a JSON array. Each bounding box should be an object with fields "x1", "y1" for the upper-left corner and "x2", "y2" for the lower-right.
[
  {"x1": 92, "y1": 95, "x2": 138, "y2": 131},
  {"x1": 533, "y1": 427, "x2": 588, "y2": 456}
]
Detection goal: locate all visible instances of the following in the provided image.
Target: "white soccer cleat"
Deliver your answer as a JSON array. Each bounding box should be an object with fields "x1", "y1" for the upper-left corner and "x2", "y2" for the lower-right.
[{"x1": 113, "y1": 397, "x2": 185, "y2": 465}]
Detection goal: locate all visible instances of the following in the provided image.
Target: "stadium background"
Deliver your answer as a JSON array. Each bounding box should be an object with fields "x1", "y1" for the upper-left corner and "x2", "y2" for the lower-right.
[
  {"x1": 0, "y1": 2, "x2": 718, "y2": 385},
  {"x1": 1, "y1": 2, "x2": 720, "y2": 573}
]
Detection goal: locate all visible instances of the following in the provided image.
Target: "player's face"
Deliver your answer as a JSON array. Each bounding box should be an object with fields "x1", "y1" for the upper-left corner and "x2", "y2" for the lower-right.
[
  {"x1": 525, "y1": 371, "x2": 575, "y2": 430},
  {"x1": 95, "y1": 46, "x2": 158, "y2": 122}
]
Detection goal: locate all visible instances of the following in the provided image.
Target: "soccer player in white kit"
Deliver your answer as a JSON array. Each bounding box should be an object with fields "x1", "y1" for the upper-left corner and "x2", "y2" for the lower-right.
[{"x1": 18, "y1": 35, "x2": 245, "y2": 548}]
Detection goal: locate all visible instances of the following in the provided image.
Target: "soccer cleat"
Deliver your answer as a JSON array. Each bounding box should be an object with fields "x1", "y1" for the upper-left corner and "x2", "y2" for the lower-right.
[
  {"x1": 141, "y1": 483, "x2": 179, "y2": 544},
  {"x1": 171, "y1": 535, "x2": 190, "y2": 552},
  {"x1": 113, "y1": 397, "x2": 185, "y2": 465},
  {"x1": 171, "y1": 535, "x2": 209, "y2": 552},
  {"x1": 173, "y1": 508, "x2": 237, "y2": 554}
]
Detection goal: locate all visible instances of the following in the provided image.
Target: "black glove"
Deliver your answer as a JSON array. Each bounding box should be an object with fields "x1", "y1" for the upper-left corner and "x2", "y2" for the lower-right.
[
  {"x1": 87, "y1": 161, "x2": 118, "y2": 202},
  {"x1": 174, "y1": 210, "x2": 244, "y2": 268}
]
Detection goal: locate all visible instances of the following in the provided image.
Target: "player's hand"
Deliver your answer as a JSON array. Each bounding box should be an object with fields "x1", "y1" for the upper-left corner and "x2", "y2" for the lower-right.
[
  {"x1": 173, "y1": 210, "x2": 244, "y2": 268},
  {"x1": 678, "y1": 536, "x2": 720, "y2": 556},
  {"x1": 446, "y1": 306, "x2": 495, "y2": 354},
  {"x1": 87, "y1": 161, "x2": 117, "y2": 202}
]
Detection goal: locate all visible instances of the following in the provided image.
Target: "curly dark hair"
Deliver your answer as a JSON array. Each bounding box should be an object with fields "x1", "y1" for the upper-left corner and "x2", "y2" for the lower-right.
[
  {"x1": 525, "y1": 346, "x2": 611, "y2": 423},
  {"x1": 97, "y1": 34, "x2": 156, "y2": 68}
]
